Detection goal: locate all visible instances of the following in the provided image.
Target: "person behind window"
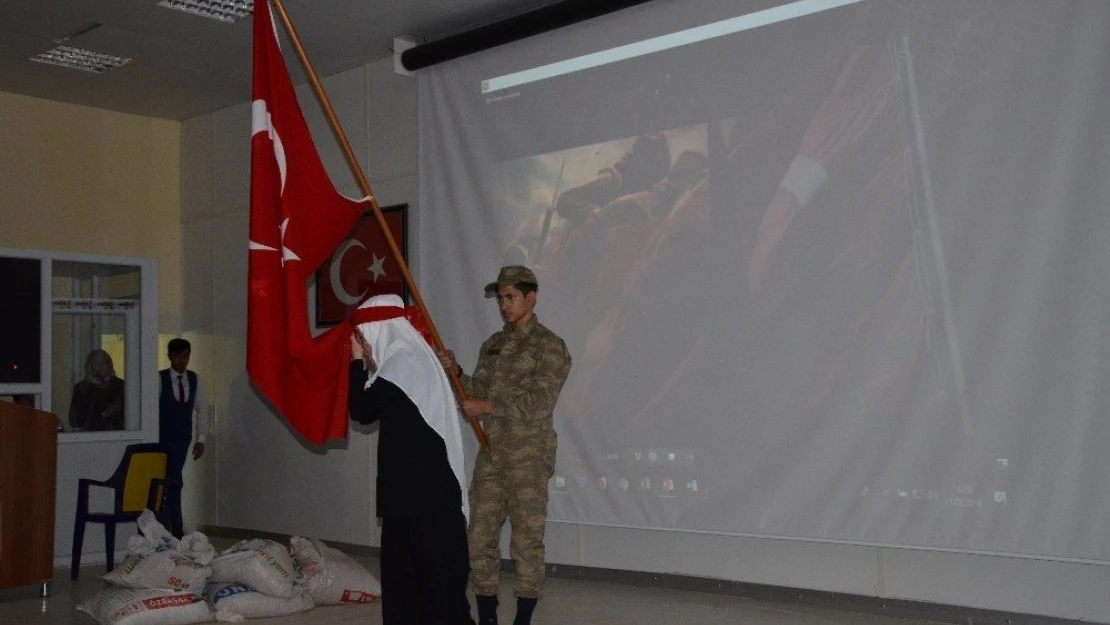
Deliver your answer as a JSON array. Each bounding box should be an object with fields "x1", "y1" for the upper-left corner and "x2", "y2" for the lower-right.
[{"x1": 68, "y1": 348, "x2": 125, "y2": 431}]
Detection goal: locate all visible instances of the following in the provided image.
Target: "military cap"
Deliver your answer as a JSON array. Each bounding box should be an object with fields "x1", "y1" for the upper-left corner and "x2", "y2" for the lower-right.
[{"x1": 484, "y1": 265, "x2": 538, "y2": 298}]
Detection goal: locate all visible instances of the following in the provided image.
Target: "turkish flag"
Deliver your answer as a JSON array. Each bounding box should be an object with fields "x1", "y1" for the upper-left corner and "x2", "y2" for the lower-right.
[
  {"x1": 316, "y1": 210, "x2": 406, "y2": 324},
  {"x1": 247, "y1": 0, "x2": 368, "y2": 444}
]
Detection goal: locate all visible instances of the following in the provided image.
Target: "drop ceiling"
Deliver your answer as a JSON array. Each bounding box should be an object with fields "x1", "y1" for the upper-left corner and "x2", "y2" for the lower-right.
[{"x1": 0, "y1": 0, "x2": 561, "y2": 120}]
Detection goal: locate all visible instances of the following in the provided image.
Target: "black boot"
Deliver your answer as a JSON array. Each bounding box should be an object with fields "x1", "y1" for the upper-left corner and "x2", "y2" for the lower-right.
[
  {"x1": 512, "y1": 597, "x2": 537, "y2": 625},
  {"x1": 459, "y1": 595, "x2": 478, "y2": 625},
  {"x1": 476, "y1": 594, "x2": 499, "y2": 625}
]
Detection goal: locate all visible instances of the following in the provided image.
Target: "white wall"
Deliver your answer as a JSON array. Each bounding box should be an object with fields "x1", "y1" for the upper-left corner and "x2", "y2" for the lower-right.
[{"x1": 180, "y1": 57, "x2": 1110, "y2": 624}]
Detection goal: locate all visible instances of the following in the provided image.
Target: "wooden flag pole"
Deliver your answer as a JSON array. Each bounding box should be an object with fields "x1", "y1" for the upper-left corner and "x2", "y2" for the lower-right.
[{"x1": 269, "y1": 0, "x2": 490, "y2": 452}]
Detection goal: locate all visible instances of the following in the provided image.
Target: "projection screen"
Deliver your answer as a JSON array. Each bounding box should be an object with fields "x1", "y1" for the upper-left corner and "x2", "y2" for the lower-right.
[{"x1": 418, "y1": 0, "x2": 1110, "y2": 561}]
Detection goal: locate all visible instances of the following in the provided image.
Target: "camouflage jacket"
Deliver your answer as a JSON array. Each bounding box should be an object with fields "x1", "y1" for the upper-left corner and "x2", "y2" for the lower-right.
[{"x1": 461, "y1": 316, "x2": 572, "y2": 454}]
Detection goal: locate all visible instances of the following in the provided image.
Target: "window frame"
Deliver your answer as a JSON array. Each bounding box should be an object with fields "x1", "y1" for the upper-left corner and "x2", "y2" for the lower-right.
[{"x1": 0, "y1": 247, "x2": 159, "y2": 444}]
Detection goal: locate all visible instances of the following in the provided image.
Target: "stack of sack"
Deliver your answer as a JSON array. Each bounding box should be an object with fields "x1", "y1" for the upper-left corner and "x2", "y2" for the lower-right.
[
  {"x1": 76, "y1": 511, "x2": 383, "y2": 624},
  {"x1": 205, "y1": 538, "x2": 311, "y2": 621},
  {"x1": 77, "y1": 510, "x2": 215, "y2": 625},
  {"x1": 204, "y1": 537, "x2": 382, "y2": 621}
]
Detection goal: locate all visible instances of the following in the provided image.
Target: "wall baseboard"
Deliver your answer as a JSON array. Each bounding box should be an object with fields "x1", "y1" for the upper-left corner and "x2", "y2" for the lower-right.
[{"x1": 201, "y1": 525, "x2": 1097, "y2": 625}]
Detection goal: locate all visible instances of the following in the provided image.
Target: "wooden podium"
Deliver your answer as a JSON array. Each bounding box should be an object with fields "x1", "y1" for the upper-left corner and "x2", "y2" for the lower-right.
[{"x1": 0, "y1": 401, "x2": 58, "y2": 595}]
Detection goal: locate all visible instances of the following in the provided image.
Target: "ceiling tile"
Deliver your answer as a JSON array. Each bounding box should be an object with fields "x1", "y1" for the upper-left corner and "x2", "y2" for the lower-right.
[
  {"x1": 0, "y1": 4, "x2": 99, "y2": 41},
  {"x1": 70, "y1": 25, "x2": 247, "y2": 77},
  {"x1": 0, "y1": 28, "x2": 54, "y2": 59},
  {"x1": 6, "y1": 0, "x2": 143, "y2": 24}
]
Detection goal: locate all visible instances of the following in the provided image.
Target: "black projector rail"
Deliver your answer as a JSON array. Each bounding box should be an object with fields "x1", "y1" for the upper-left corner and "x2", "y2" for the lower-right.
[{"x1": 399, "y1": 0, "x2": 655, "y2": 71}]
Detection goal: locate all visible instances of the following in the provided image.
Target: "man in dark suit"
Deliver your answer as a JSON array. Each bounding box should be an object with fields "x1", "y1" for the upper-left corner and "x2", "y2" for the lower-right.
[{"x1": 158, "y1": 338, "x2": 208, "y2": 538}]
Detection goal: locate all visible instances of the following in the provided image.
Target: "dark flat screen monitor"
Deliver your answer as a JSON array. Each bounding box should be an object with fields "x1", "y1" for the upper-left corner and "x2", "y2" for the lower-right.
[{"x1": 0, "y1": 257, "x2": 41, "y2": 384}]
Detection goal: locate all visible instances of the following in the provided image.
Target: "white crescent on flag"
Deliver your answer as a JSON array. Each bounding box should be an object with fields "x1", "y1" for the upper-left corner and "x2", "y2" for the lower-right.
[{"x1": 329, "y1": 239, "x2": 368, "y2": 305}]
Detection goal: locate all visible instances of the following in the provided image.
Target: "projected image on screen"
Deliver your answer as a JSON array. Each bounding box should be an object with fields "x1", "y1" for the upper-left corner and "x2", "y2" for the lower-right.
[{"x1": 420, "y1": 0, "x2": 1110, "y2": 559}]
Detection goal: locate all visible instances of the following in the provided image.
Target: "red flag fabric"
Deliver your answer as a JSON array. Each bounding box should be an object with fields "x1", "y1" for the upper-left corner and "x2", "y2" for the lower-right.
[
  {"x1": 404, "y1": 306, "x2": 436, "y2": 347},
  {"x1": 247, "y1": 0, "x2": 367, "y2": 444},
  {"x1": 316, "y1": 210, "x2": 407, "y2": 324}
]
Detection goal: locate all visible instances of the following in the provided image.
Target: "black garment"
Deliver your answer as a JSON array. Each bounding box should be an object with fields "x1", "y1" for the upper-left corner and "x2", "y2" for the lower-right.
[
  {"x1": 476, "y1": 595, "x2": 499, "y2": 625},
  {"x1": 348, "y1": 363, "x2": 464, "y2": 518},
  {"x1": 513, "y1": 598, "x2": 538, "y2": 625},
  {"x1": 348, "y1": 362, "x2": 474, "y2": 625},
  {"x1": 381, "y1": 511, "x2": 474, "y2": 625},
  {"x1": 68, "y1": 377, "x2": 125, "y2": 431}
]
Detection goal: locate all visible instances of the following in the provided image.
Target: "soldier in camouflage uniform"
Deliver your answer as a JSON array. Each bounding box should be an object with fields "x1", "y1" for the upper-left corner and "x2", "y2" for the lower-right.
[{"x1": 439, "y1": 265, "x2": 572, "y2": 625}]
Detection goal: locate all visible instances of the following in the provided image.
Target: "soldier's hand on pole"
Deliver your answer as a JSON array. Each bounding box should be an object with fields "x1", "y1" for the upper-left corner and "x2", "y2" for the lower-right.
[
  {"x1": 461, "y1": 398, "x2": 493, "y2": 419},
  {"x1": 437, "y1": 349, "x2": 461, "y2": 376}
]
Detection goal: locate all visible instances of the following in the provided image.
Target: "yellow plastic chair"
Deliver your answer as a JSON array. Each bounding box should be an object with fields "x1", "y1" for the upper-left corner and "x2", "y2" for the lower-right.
[{"x1": 70, "y1": 443, "x2": 171, "y2": 579}]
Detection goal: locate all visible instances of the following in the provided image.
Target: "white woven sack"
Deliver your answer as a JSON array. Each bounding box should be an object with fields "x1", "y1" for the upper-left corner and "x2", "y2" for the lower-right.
[
  {"x1": 77, "y1": 587, "x2": 212, "y2": 625},
  {"x1": 128, "y1": 510, "x2": 216, "y2": 565},
  {"x1": 104, "y1": 552, "x2": 212, "y2": 591},
  {"x1": 289, "y1": 536, "x2": 381, "y2": 605},
  {"x1": 204, "y1": 582, "x2": 314, "y2": 622},
  {"x1": 209, "y1": 539, "x2": 296, "y2": 598}
]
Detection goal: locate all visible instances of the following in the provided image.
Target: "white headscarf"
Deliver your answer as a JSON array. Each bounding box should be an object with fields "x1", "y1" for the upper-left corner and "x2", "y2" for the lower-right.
[{"x1": 354, "y1": 294, "x2": 468, "y2": 521}]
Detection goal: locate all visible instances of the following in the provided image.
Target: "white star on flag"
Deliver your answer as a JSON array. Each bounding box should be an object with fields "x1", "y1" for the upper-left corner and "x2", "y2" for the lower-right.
[
  {"x1": 249, "y1": 218, "x2": 301, "y2": 266},
  {"x1": 368, "y1": 253, "x2": 386, "y2": 281}
]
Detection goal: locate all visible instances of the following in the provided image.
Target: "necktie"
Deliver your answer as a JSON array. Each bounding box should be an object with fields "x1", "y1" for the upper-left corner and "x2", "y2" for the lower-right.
[{"x1": 177, "y1": 374, "x2": 186, "y2": 404}]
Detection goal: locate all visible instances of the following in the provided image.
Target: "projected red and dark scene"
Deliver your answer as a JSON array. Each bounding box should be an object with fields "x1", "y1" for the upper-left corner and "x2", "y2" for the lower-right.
[{"x1": 436, "y1": 0, "x2": 1110, "y2": 551}]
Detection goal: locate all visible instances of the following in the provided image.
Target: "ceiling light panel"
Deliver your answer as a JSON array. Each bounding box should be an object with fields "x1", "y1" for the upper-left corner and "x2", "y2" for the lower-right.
[
  {"x1": 158, "y1": 0, "x2": 255, "y2": 24},
  {"x1": 29, "y1": 45, "x2": 132, "y2": 73}
]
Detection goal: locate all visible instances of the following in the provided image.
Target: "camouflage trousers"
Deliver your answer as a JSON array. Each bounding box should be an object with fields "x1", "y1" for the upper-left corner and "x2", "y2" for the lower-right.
[{"x1": 467, "y1": 446, "x2": 554, "y2": 598}]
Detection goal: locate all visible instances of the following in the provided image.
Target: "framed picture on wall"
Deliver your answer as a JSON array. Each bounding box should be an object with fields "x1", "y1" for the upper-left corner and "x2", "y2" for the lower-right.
[{"x1": 315, "y1": 204, "x2": 408, "y2": 327}]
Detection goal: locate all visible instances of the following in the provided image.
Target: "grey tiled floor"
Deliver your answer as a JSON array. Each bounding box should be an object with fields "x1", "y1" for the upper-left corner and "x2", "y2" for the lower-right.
[{"x1": 2, "y1": 545, "x2": 947, "y2": 625}]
